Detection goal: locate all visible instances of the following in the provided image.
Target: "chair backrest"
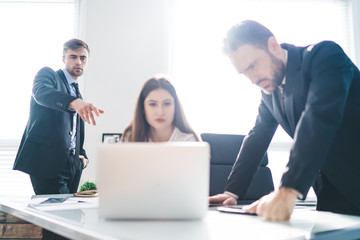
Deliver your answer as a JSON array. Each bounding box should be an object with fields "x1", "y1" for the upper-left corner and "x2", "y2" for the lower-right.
[{"x1": 201, "y1": 133, "x2": 274, "y2": 203}]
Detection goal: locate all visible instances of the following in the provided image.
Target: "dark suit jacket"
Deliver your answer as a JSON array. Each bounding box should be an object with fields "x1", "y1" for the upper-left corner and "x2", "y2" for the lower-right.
[
  {"x1": 13, "y1": 67, "x2": 87, "y2": 178},
  {"x1": 226, "y1": 41, "x2": 360, "y2": 209}
]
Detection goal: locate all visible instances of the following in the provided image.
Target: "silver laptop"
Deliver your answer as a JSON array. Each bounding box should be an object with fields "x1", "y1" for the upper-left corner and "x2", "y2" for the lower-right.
[{"x1": 97, "y1": 142, "x2": 210, "y2": 220}]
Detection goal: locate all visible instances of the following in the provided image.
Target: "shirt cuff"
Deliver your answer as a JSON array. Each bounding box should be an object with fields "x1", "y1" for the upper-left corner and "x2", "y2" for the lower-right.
[
  {"x1": 284, "y1": 187, "x2": 303, "y2": 199},
  {"x1": 225, "y1": 191, "x2": 239, "y2": 200}
]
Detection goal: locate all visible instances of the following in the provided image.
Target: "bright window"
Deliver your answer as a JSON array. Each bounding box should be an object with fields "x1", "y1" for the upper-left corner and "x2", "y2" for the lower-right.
[
  {"x1": 171, "y1": 0, "x2": 351, "y2": 142},
  {"x1": 0, "y1": 0, "x2": 78, "y2": 196},
  {"x1": 171, "y1": 0, "x2": 353, "y2": 195},
  {"x1": 0, "y1": 0, "x2": 77, "y2": 140}
]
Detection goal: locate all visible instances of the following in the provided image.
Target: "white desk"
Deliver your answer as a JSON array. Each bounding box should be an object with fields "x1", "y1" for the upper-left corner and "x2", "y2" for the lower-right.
[{"x1": 1, "y1": 194, "x2": 360, "y2": 240}]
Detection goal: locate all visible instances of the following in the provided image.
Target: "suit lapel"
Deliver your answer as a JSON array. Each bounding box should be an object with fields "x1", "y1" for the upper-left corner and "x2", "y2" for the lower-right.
[
  {"x1": 261, "y1": 92, "x2": 292, "y2": 136},
  {"x1": 271, "y1": 92, "x2": 292, "y2": 134},
  {"x1": 262, "y1": 44, "x2": 308, "y2": 137},
  {"x1": 282, "y1": 44, "x2": 304, "y2": 133},
  {"x1": 56, "y1": 69, "x2": 72, "y2": 95},
  {"x1": 57, "y1": 69, "x2": 83, "y2": 150}
]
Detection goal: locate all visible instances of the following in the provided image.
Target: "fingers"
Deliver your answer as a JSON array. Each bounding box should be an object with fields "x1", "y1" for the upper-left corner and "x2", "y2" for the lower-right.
[
  {"x1": 209, "y1": 193, "x2": 229, "y2": 203},
  {"x1": 261, "y1": 202, "x2": 292, "y2": 221},
  {"x1": 79, "y1": 155, "x2": 87, "y2": 168},
  {"x1": 262, "y1": 207, "x2": 291, "y2": 221},
  {"x1": 91, "y1": 106, "x2": 103, "y2": 117},
  {"x1": 76, "y1": 103, "x2": 104, "y2": 126},
  {"x1": 251, "y1": 190, "x2": 295, "y2": 221},
  {"x1": 254, "y1": 194, "x2": 272, "y2": 217},
  {"x1": 80, "y1": 111, "x2": 96, "y2": 126},
  {"x1": 89, "y1": 107, "x2": 104, "y2": 125},
  {"x1": 243, "y1": 200, "x2": 259, "y2": 213},
  {"x1": 88, "y1": 108, "x2": 101, "y2": 125},
  {"x1": 89, "y1": 111, "x2": 97, "y2": 126},
  {"x1": 223, "y1": 197, "x2": 237, "y2": 206},
  {"x1": 209, "y1": 194, "x2": 225, "y2": 203},
  {"x1": 256, "y1": 200, "x2": 266, "y2": 216},
  {"x1": 209, "y1": 193, "x2": 236, "y2": 206},
  {"x1": 79, "y1": 111, "x2": 91, "y2": 125}
]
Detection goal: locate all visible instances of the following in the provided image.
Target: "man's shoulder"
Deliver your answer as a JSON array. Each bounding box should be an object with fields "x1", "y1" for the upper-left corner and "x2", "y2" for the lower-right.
[
  {"x1": 304, "y1": 41, "x2": 343, "y2": 57},
  {"x1": 282, "y1": 41, "x2": 342, "y2": 56},
  {"x1": 301, "y1": 41, "x2": 349, "y2": 79},
  {"x1": 35, "y1": 67, "x2": 64, "y2": 80},
  {"x1": 313, "y1": 40, "x2": 341, "y2": 48},
  {"x1": 35, "y1": 67, "x2": 56, "y2": 78},
  {"x1": 37, "y1": 66, "x2": 56, "y2": 74}
]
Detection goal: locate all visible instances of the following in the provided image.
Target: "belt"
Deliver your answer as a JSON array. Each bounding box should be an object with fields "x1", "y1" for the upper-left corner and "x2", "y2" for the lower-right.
[{"x1": 69, "y1": 148, "x2": 76, "y2": 156}]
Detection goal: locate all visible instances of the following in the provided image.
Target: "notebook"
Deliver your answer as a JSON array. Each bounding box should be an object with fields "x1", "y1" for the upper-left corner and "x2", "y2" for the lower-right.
[{"x1": 97, "y1": 142, "x2": 210, "y2": 220}]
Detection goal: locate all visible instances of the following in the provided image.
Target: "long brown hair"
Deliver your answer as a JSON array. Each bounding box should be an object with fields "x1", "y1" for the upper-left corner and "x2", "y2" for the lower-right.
[{"x1": 122, "y1": 76, "x2": 199, "y2": 142}]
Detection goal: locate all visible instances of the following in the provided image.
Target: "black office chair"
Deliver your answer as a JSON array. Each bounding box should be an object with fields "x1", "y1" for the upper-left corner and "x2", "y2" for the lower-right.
[{"x1": 201, "y1": 133, "x2": 274, "y2": 204}]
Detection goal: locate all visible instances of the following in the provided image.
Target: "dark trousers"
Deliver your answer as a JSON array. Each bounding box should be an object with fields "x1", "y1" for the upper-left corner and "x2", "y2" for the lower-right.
[
  {"x1": 315, "y1": 174, "x2": 360, "y2": 216},
  {"x1": 30, "y1": 154, "x2": 83, "y2": 194}
]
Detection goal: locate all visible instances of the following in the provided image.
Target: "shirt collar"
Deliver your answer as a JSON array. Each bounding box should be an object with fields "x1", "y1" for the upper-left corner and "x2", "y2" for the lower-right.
[{"x1": 63, "y1": 69, "x2": 76, "y2": 85}]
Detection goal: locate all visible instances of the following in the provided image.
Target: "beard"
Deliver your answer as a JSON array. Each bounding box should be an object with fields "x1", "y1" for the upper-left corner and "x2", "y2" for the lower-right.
[
  {"x1": 271, "y1": 54, "x2": 286, "y2": 87},
  {"x1": 66, "y1": 65, "x2": 84, "y2": 78},
  {"x1": 70, "y1": 68, "x2": 83, "y2": 78},
  {"x1": 261, "y1": 53, "x2": 286, "y2": 95}
]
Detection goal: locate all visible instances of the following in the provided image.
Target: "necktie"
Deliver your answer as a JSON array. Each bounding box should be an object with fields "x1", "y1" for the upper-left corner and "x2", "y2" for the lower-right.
[
  {"x1": 71, "y1": 82, "x2": 82, "y2": 99},
  {"x1": 277, "y1": 85, "x2": 285, "y2": 115},
  {"x1": 70, "y1": 82, "x2": 81, "y2": 150}
]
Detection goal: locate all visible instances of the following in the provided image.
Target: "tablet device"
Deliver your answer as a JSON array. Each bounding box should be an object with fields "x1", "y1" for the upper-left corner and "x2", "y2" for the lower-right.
[{"x1": 217, "y1": 206, "x2": 257, "y2": 216}]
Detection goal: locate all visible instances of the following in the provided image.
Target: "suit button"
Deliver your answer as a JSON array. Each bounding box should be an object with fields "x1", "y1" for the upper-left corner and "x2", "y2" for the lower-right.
[{"x1": 69, "y1": 131, "x2": 73, "y2": 135}]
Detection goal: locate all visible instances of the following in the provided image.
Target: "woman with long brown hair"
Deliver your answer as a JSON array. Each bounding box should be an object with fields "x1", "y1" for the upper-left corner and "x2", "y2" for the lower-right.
[{"x1": 122, "y1": 75, "x2": 199, "y2": 142}]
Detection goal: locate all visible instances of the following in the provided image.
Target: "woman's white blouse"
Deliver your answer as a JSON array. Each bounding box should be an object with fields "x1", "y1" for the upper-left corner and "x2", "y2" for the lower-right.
[
  {"x1": 122, "y1": 127, "x2": 197, "y2": 142},
  {"x1": 168, "y1": 127, "x2": 197, "y2": 142}
]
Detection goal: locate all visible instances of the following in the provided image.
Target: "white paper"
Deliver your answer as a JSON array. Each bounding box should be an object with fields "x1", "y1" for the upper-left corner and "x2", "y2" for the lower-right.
[{"x1": 28, "y1": 196, "x2": 98, "y2": 211}]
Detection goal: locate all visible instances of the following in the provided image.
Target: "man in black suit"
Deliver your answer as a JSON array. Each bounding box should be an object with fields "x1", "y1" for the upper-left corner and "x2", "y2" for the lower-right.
[
  {"x1": 209, "y1": 20, "x2": 360, "y2": 220},
  {"x1": 13, "y1": 39, "x2": 104, "y2": 194}
]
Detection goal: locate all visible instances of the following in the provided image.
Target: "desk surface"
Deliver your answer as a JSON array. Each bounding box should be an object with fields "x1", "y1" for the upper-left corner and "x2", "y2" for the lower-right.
[{"x1": 1, "y1": 194, "x2": 360, "y2": 240}]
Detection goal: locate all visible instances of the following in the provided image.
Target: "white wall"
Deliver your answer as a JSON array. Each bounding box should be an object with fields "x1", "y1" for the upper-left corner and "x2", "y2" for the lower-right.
[
  {"x1": 77, "y1": 0, "x2": 360, "y2": 187},
  {"x1": 79, "y1": 0, "x2": 172, "y2": 183},
  {"x1": 349, "y1": 0, "x2": 360, "y2": 66}
]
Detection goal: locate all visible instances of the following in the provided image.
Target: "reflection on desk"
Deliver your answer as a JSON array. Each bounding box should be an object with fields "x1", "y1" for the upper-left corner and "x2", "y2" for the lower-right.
[{"x1": 0, "y1": 194, "x2": 360, "y2": 240}]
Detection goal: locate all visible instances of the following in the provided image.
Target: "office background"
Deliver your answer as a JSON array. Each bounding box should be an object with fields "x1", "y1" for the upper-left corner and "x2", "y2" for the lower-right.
[{"x1": 1, "y1": 0, "x2": 359, "y2": 196}]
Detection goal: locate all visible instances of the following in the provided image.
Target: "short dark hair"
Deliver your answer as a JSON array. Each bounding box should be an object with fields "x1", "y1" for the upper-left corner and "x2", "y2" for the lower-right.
[
  {"x1": 63, "y1": 38, "x2": 90, "y2": 56},
  {"x1": 223, "y1": 20, "x2": 274, "y2": 55}
]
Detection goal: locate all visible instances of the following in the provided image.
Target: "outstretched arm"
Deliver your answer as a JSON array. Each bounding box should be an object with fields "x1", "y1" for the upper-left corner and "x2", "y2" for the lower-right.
[{"x1": 69, "y1": 98, "x2": 104, "y2": 126}]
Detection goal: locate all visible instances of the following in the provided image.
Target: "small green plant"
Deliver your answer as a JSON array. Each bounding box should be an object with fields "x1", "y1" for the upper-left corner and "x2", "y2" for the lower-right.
[{"x1": 80, "y1": 181, "x2": 97, "y2": 191}]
